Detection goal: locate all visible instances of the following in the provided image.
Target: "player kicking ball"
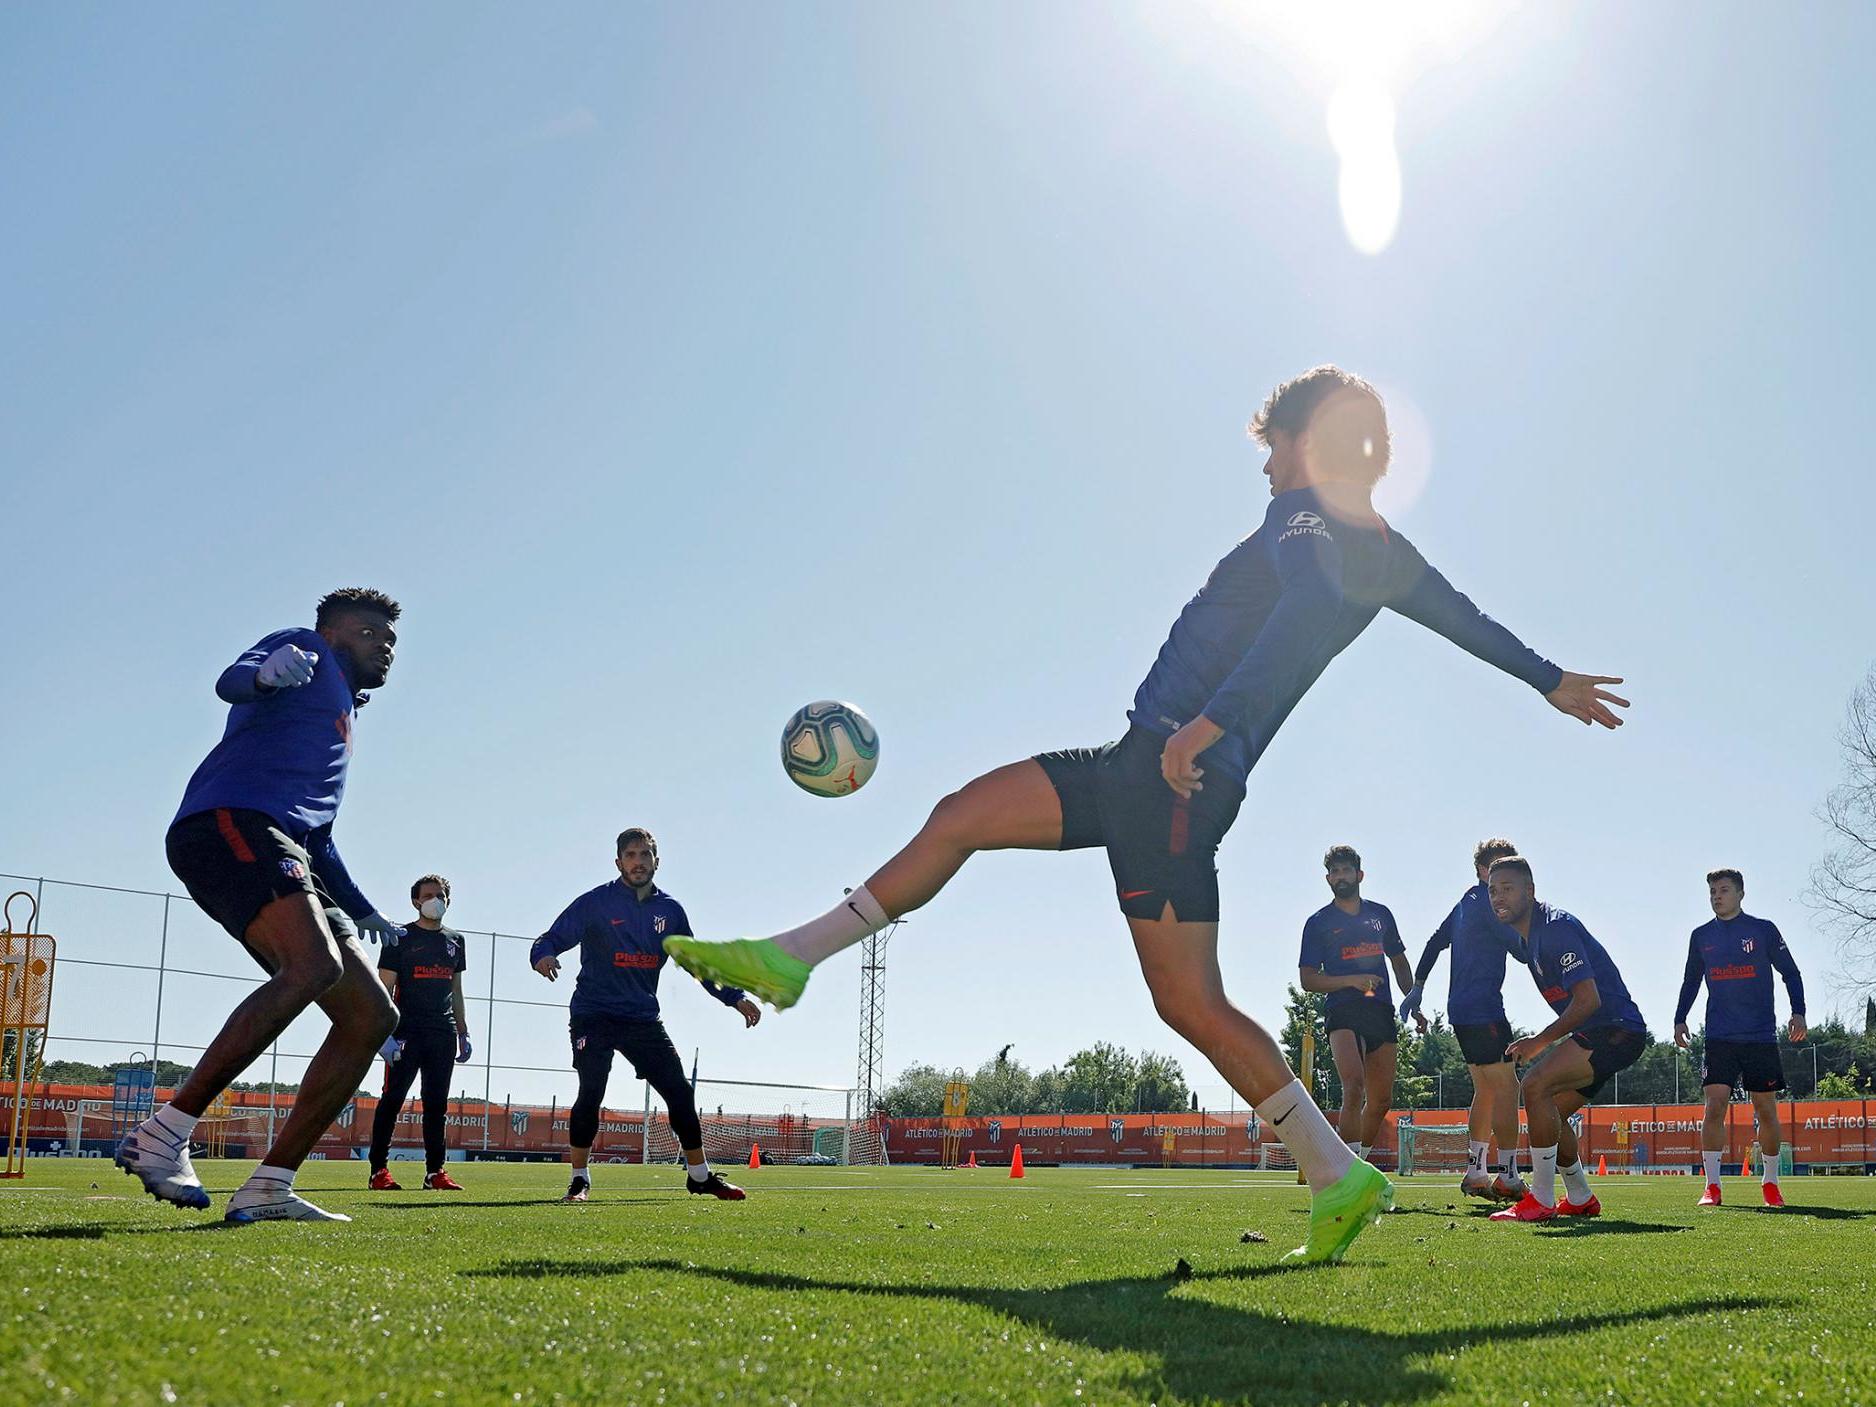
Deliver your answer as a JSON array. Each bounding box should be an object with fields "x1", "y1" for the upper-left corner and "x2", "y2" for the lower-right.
[
  {"x1": 1399, "y1": 838, "x2": 1529, "y2": 1202},
  {"x1": 668, "y1": 366, "x2": 1628, "y2": 1265},
  {"x1": 1673, "y1": 867, "x2": 1806, "y2": 1209},
  {"x1": 532, "y1": 829, "x2": 759, "y2": 1203},
  {"x1": 1484, "y1": 856, "x2": 1647, "y2": 1223},
  {"x1": 119, "y1": 588, "x2": 408, "y2": 1223}
]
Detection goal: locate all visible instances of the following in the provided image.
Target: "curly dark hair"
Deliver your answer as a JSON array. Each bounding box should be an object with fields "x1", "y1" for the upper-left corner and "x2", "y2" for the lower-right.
[
  {"x1": 1248, "y1": 365, "x2": 1390, "y2": 481},
  {"x1": 1473, "y1": 838, "x2": 1518, "y2": 869},
  {"x1": 410, "y1": 873, "x2": 451, "y2": 903},
  {"x1": 1323, "y1": 844, "x2": 1362, "y2": 872},
  {"x1": 315, "y1": 587, "x2": 401, "y2": 628}
]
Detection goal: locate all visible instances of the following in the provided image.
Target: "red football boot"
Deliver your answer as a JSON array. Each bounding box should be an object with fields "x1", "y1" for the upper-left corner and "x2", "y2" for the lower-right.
[
  {"x1": 686, "y1": 1171, "x2": 746, "y2": 1200},
  {"x1": 423, "y1": 1170, "x2": 465, "y2": 1190},
  {"x1": 1489, "y1": 1193, "x2": 1559, "y2": 1222},
  {"x1": 1557, "y1": 1194, "x2": 1602, "y2": 1217},
  {"x1": 368, "y1": 1167, "x2": 401, "y2": 1191},
  {"x1": 1761, "y1": 1182, "x2": 1785, "y2": 1208},
  {"x1": 1697, "y1": 1183, "x2": 1722, "y2": 1207}
]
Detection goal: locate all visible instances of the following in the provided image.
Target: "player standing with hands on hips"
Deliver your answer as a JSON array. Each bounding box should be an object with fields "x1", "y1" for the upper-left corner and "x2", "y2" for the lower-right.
[{"x1": 369, "y1": 873, "x2": 473, "y2": 1191}]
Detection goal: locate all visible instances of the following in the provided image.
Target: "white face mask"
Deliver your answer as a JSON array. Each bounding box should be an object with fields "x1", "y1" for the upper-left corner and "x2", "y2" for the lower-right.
[{"x1": 420, "y1": 897, "x2": 448, "y2": 921}]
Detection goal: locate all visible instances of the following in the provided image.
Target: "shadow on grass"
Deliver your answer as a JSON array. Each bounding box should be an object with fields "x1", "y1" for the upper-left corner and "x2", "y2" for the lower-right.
[
  {"x1": 1532, "y1": 1218, "x2": 1690, "y2": 1236},
  {"x1": 1783, "y1": 1204, "x2": 1876, "y2": 1221},
  {"x1": 0, "y1": 1220, "x2": 241, "y2": 1240},
  {"x1": 461, "y1": 1256, "x2": 1775, "y2": 1405},
  {"x1": 365, "y1": 1197, "x2": 670, "y2": 1210}
]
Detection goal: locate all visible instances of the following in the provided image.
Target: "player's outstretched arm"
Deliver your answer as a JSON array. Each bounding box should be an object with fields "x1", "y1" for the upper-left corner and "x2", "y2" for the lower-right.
[{"x1": 1544, "y1": 672, "x2": 1629, "y2": 729}]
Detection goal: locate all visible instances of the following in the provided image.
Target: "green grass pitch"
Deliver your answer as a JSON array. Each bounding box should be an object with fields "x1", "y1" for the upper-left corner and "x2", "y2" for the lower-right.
[{"x1": 4, "y1": 1161, "x2": 1873, "y2": 1405}]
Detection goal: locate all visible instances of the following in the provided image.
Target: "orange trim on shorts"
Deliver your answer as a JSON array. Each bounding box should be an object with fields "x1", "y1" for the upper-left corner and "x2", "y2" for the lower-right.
[{"x1": 215, "y1": 809, "x2": 257, "y2": 863}]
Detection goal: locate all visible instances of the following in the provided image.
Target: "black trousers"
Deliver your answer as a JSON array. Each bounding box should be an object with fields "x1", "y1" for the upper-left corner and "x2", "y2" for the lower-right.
[
  {"x1": 568, "y1": 1013, "x2": 703, "y2": 1153},
  {"x1": 370, "y1": 1028, "x2": 455, "y2": 1172}
]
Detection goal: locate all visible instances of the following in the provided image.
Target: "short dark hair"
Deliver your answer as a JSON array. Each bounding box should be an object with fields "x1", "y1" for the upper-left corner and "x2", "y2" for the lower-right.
[
  {"x1": 1474, "y1": 838, "x2": 1518, "y2": 869},
  {"x1": 1706, "y1": 868, "x2": 1744, "y2": 892},
  {"x1": 410, "y1": 873, "x2": 451, "y2": 903},
  {"x1": 617, "y1": 827, "x2": 658, "y2": 856},
  {"x1": 316, "y1": 587, "x2": 401, "y2": 629},
  {"x1": 1248, "y1": 365, "x2": 1391, "y2": 479},
  {"x1": 1488, "y1": 854, "x2": 1533, "y2": 885},
  {"x1": 1323, "y1": 844, "x2": 1362, "y2": 871}
]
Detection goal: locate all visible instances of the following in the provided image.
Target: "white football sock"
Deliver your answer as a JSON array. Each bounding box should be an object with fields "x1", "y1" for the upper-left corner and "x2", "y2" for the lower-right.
[
  {"x1": 1529, "y1": 1144, "x2": 1558, "y2": 1206},
  {"x1": 1256, "y1": 1079, "x2": 1355, "y2": 1193},
  {"x1": 1760, "y1": 1153, "x2": 1780, "y2": 1185},
  {"x1": 1345, "y1": 1140, "x2": 1364, "y2": 1158},
  {"x1": 230, "y1": 1165, "x2": 296, "y2": 1203},
  {"x1": 1468, "y1": 1140, "x2": 1489, "y2": 1173},
  {"x1": 687, "y1": 1161, "x2": 712, "y2": 1182},
  {"x1": 1559, "y1": 1159, "x2": 1593, "y2": 1205},
  {"x1": 772, "y1": 885, "x2": 890, "y2": 966},
  {"x1": 1498, "y1": 1148, "x2": 1519, "y2": 1178},
  {"x1": 143, "y1": 1103, "x2": 199, "y2": 1152},
  {"x1": 1703, "y1": 1151, "x2": 1722, "y2": 1184}
]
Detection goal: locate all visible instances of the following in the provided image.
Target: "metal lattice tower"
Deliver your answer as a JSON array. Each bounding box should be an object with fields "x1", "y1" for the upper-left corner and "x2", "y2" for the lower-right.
[{"x1": 855, "y1": 919, "x2": 900, "y2": 1115}]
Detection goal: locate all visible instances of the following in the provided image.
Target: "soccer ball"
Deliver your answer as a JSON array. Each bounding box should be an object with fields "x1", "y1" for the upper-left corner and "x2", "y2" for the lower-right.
[{"x1": 780, "y1": 701, "x2": 879, "y2": 797}]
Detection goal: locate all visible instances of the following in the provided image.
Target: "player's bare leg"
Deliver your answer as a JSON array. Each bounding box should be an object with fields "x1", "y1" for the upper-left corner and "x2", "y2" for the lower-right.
[
  {"x1": 666, "y1": 759, "x2": 1065, "y2": 1007},
  {"x1": 119, "y1": 894, "x2": 360, "y2": 1211},
  {"x1": 1474, "y1": 1061, "x2": 1526, "y2": 1199},
  {"x1": 1493, "y1": 1041, "x2": 1595, "y2": 1221},
  {"x1": 1327, "y1": 1029, "x2": 1368, "y2": 1151},
  {"x1": 226, "y1": 937, "x2": 397, "y2": 1223},
  {"x1": 1749, "y1": 1089, "x2": 1786, "y2": 1206},
  {"x1": 1698, "y1": 1082, "x2": 1730, "y2": 1205},
  {"x1": 1129, "y1": 911, "x2": 1391, "y2": 1263},
  {"x1": 1359, "y1": 1041, "x2": 1396, "y2": 1153}
]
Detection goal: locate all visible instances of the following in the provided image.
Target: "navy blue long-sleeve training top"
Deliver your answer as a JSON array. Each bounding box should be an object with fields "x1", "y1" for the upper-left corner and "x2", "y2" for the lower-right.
[
  {"x1": 1673, "y1": 912, "x2": 1805, "y2": 1045},
  {"x1": 1522, "y1": 903, "x2": 1645, "y2": 1034},
  {"x1": 530, "y1": 880, "x2": 745, "y2": 1022},
  {"x1": 1413, "y1": 883, "x2": 1522, "y2": 1026},
  {"x1": 1299, "y1": 899, "x2": 1407, "y2": 1016},
  {"x1": 173, "y1": 627, "x2": 377, "y2": 919},
  {"x1": 1128, "y1": 487, "x2": 1563, "y2": 779}
]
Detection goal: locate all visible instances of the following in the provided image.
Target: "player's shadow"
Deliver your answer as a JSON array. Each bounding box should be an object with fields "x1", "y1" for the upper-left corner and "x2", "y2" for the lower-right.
[
  {"x1": 1782, "y1": 1204, "x2": 1876, "y2": 1221},
  {"x1": 1532, "y1": 1218, "x2": 1689, "y2": 1236},
  {"x1": 462, "y1": 1256, "x2": 1773, "y2": 1406},
  {"x1": 369, "y1": 1196, "x2": 673, "y2": 1211}
]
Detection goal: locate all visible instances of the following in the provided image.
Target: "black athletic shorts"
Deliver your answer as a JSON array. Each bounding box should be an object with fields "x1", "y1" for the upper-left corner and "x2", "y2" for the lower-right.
[
  {"x1": 165, "y1": 808, "x2": 357, "y2": 952},
  {"x1": 1569, "y1": 1025, "x2": 1646, "y2": 1100},
  {"x1": 1702, "y1": 1039, "x2": 1787, "y2": 1094},
  {"x1": 1036, "y1": 726, "x2": 1247, "y2": 922},
  {"x1": 1326, "y1": 996, "x2": 1397, "y2": 1054},
  {"x1": 1454, "y1": 1019, "x2": 1514, "y2": 1067},
  {"x1": 570, "y1": 1012, "x2": 688, "y2": 1089}
]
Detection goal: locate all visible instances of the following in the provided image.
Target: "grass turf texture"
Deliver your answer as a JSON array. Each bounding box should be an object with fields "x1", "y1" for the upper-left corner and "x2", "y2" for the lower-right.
[{"x1": 3, "y1": 1163, "x2": 1873, "y2": 1406}]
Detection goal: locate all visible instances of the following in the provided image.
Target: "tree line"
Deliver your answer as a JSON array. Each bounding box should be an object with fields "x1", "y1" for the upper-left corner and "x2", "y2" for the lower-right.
[{"x1": 876, "y1": 1042, "x2": 1192, "y2": 1117}]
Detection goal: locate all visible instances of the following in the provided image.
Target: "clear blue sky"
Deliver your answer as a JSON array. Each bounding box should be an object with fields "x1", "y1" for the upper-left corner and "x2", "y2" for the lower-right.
[{"x1": 3, "y1": 4, "x2": 1872, "y2": 1115}]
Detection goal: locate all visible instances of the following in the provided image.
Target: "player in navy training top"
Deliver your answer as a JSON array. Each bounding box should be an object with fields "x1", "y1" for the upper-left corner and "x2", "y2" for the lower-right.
[
  {"x1": 669, "y1": 366, "x2": 1629, "y2": 1265},
  {"x1": 531, "y1": 828, "x2": 760, "y2": 1202},
  {"x1": 369, "y1": 874, "x2": 473, "y2": 1192},
  {"x1": 1486, "y1": 855, "x2": 1645, "y2": 1223},
  {"x1": 1297, "y1": 846, "x2": 1414, "y2": 1163},
  {"x1": 118, "y1": 587, "x2": 406, "y2": 1225},
  {"x1": 1673, "y1": 868, "x2": 1807, "y2": 1208},
  {"x1": 1400, "y1": 838, "x2": 1529, "y2": 1201}
]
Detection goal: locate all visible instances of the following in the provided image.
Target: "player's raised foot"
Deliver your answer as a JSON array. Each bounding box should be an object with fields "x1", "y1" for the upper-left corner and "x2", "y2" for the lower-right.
[
  {"x1": 662, "y1": 936, "x2": 810, "y2": 1011},
  {"x1": 1557, "y1": 1194, "x2": 1601, "y2": 1217},
  {"x1": 1697, "y1": 1183, "x2": 1722, "y2": 1208},
  {"x1": 686, "y1": 1171, "x2": 746, "y2": 1200},
  {"x1": 562, "y1": 1174, "x2": 590, "y2": 1203},
  {"x1": 1280, "y1": 1160, "x2": 1393, "y2": 1266},
  {"x1": 1490, "y1": 1173, "x2": 1529, "y2": 1203},
  {"x1": 1488, "y1": 1193, "x2": 1558, "y2": 1223},
  {"x1": 1761, "y1": 1183, "x2": 1785, "y2": 1209},
  {"x1": 368, "y1": 1167, "x2": 402, "y2": 1191},
  {"x1": 1460, "y1": 1169, "x2": 1495, "y2": 1200},
  {"x1": 224, "y1": 1191, "x2": 351, "y2": 1224},
  {"x1": 423, "y1": 1170, "x2": 465, "y2": 1191},
  {"x1": 114, "y1": 1129, "x2": 211, "y2": 1211}
]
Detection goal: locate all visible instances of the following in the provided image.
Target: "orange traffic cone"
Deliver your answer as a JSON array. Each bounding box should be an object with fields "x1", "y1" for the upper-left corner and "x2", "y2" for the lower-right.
[
  {"x1": 1595, "y1": 1153, "x2": 1607, "y2": 1176},
  {"x1": 966, "y1": 1150, "x2": 978, "y2": 1169},
  {"x1": 749, "y1": 1144, "x2": 761, "y2": 1169},
  {"x1": 1010, "y1": 1144, "x2": 1025, "y2": 1179}
]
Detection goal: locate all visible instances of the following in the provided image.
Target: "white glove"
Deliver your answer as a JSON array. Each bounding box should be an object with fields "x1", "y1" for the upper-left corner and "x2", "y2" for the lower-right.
[
  {"x1": 1398, "y1": 986, "x2": 1424, "y2": 1023},
  {"x1": 380, "y1": 1036, "x2": 405, "y2": 1062},
  {"x1": 257, "y1": 643, "x2": 319, "y2": 690},
  {"x1": 357, "y1": 910, "x2": 406, "y2": 946}
]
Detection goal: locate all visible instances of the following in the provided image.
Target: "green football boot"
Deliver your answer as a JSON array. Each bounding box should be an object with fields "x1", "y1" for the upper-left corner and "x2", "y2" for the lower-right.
[
  {"x1": 663, "y1": 936, "x2": 811, "y2": 1011},
  {"x1": 1281, "y1": 1160, "x2": 1394, "y2": 1266}
]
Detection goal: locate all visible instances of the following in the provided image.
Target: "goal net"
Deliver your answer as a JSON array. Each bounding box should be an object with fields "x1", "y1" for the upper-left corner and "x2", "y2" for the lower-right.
[{"x1": 1398, "y1": 1123, "x2": 1471, "y2": 1176}]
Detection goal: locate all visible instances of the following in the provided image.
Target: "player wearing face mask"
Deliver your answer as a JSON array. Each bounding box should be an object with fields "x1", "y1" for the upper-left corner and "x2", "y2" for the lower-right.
[{"x1": 368, "y1": 874, "x2": 472, "y2": 1190}]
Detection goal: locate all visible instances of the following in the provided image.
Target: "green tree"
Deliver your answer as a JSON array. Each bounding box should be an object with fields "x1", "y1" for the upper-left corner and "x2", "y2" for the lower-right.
[
  {"x1": 1815, "y1": 1065, "x2": 1861, "y2": 1099},
  {"x1": 966, "y1": 1054, "x2": 1036, "y2": 1115},
  {"x1": 1277, "y1": 985, "x2": 1330, "y2": 1107},
  {"x1": 1132, "y1": 1051, "x2": 1190, "y2": 1113},
  {"x1": 1059, "y1": 1042, "x2": 1139, "y2": 1113},
  {"x1": 875, "y1": 1063, "x2": 949, "y2": 1117}
]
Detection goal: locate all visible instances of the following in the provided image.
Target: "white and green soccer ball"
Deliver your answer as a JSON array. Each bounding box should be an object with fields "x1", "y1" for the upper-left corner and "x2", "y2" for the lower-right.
[{"x1": 780, "y1": 700, "x2": 880, "y2": 797}]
